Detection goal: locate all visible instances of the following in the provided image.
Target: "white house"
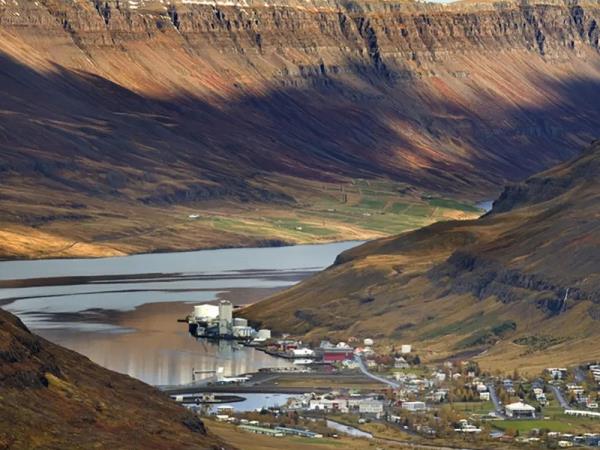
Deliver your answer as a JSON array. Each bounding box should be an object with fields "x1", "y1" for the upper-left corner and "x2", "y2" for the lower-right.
[
  {"x1": 394, "y1": 357, "x2": 409, "y2": 369},
  {"x1": 505, "y1": 402, "x2": 536, "y2": 418},
  {"x1": 402, "y1": 401, "x2": 427, "y2": 412},
  {"x1": 292, "y1": 348, "x2": 315, "y2": 357},
  {"x1": 454, "y1": 420, "x2": 481, "y2": 433},
  {"x1": 564, "y1": 409, "x2": 600, "y2": 418},
  {"x1": 309, "y1": 397, "x2": 349, "y2": 413},
  {"x1": 546, "y1": 368, "x2": 568, "y2": 380},
  {"x1": 357, "y1": 399, "x2": 384, "y2": 415}
]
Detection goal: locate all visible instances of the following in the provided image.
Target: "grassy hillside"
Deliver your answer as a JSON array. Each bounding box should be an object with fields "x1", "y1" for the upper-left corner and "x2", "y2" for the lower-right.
[
  {"x1": 243, "y1": 141, "x2": 600, "y2": 374},
  {"x1": 0, "y1": 175, "x2": 482, "y2": 260},
  {"x1": 0, "y1": 308, "x2": 228, "y2": 449}
]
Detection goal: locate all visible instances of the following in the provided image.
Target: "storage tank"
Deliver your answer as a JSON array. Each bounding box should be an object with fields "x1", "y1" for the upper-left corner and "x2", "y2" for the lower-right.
[
  {"x1": 218, "y1": 300, "x2": 233, "y2": 336},
  {"x1": 363, "y1": 338, "x2": 374, "y2": 346},
  {"x1": 233, "y1": 317, "x2": 248, "y2": 327},
  {"x1": 193, "y1": 304, "x2": 219, "y2": 321}
]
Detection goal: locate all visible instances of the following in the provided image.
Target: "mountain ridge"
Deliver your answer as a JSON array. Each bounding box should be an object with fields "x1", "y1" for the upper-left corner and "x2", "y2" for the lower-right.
[{"x1": 2, "y1": 0, "x2": 600, "y2": 257}]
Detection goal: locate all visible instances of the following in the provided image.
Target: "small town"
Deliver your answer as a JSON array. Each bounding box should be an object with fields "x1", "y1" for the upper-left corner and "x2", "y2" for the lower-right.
[{"x1": 170, "y1": 302, "x2": 600, "y2": 449}]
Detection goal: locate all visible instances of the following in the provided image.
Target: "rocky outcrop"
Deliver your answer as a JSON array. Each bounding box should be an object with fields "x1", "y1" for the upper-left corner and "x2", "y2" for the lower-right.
[{"x1": 429, "y1": 249, "x2": 599, "y2": 317}]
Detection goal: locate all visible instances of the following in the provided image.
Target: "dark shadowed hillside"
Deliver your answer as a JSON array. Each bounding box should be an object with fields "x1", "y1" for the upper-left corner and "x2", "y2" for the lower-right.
[
  {"x1": 2, "y1": 0, "x2": 600, "y2": 257},
  {"x1": 0, "y1": 308, "x2": 228, "y2": 449},
  {"x1": 243, "y1": 140, "x2": 600, "y2": 373}
]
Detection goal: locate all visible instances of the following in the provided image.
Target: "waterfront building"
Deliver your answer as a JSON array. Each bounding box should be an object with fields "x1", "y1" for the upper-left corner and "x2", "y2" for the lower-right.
[
  {"x1": 255, "y1": 329, "x2": 271, "y2": 341},
  {"x1": 193, "y1": 304, "x2": 219, "y2": 321},
  {"x1": 233, "y1": 317, "x2": 248, "y2": 327},
  {"x1": 218, "y1": 300, "x2": 233, "y2": 336}
]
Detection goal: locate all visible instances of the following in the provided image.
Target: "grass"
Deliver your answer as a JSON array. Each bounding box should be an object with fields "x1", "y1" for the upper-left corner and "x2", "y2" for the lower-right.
[
  {"x1": 355, "y1": 197, "x2": 386, "y2": 210},
  {"x1": 206, "y1": 420, "x2": 395, "y2": 449},
  {"x1": 1, "y1": 176, "x2": 483, "y2": 260},
  {"x1": 450, "y1": 401, "x2": 495, "y2": 415},
  {"x1": 427, "y1": 198, "x2": 483, "y2": 213},
  {"x1": 491, "y1": 398, "x2": 600, "y2": 434}
]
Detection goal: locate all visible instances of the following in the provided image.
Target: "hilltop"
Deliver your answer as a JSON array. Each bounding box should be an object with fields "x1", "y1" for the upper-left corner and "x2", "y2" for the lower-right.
[
  {"x1": 2, "y1": 0, "x2": 600, "y2": 257},
  {"x1": 242, "y1": 140, "x2": 600, "y2": 374},
  {"x1": 0, "y1": 308, "x2": 228, "y2": 449}
]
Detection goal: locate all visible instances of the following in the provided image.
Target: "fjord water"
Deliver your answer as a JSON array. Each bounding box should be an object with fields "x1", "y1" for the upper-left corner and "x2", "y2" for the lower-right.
[{"x1": 0, "y1": 242, "x2": 361, "y2": 385}]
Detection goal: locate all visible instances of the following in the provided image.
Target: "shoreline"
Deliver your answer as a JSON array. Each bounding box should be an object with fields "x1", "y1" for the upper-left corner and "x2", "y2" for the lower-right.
[{"x1": 0, "y1": 238, "x2": 366, "y2": 264}]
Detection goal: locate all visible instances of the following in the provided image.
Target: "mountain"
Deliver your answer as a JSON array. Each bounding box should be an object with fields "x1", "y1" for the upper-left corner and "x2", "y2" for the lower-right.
[
  {"x1": 2, "y1": 0, "x2": 600, "y2": 258},
  {"x1": 242, "y1": 140, "x2": 600, "y2": 374},
  {"x1": 0, "y1": 308, "x2": 227, "y2": 449}
]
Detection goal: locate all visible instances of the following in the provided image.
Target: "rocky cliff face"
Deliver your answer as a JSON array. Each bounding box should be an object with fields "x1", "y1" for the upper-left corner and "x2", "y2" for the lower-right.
[
  {"x1": 1, "y1": 0, "x2": 600, "y2": 189},
  {"x1": 1, "y1": 0, "x2": 600, "y2": 257}
]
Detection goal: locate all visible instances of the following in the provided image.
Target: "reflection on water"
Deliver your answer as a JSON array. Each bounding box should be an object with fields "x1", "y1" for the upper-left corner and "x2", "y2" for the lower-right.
[
  {"x1": 477, "y1": 200, "x2": 494, "y2": 213},
  {"x1": 326, "y1": 420, "x2": 373, "y2": 438},
  {"x1": 0, "y1": 242, "x2": 361, "y2": 385},
  {"x1": 208, "y1": 393, "x2": 294, "y2": 413},
  {"x1": 41, "y1": 323, "x2": 291, "y2": 386}
]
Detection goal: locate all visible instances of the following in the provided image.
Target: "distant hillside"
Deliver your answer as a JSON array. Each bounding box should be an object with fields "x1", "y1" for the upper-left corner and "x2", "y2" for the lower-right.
[
  {"x1": 0, "y1": 308, "x2": 227, "y2": 449},
  {"x1": 2, "y1": 0, "x2": 600, "y2": 257},
  {"x1": 243, "y1": 140, "x2": 600, "y2": 373}
]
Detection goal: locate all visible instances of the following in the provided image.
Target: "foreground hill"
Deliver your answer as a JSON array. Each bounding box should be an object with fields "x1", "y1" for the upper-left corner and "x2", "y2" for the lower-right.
[
  {"x1": 2, "y1": 0, "x2": 600, "y2": 257},
  {"x1": 0, "y1": 308, "x2": 227, "y2": 449},
  {"x1": 243, "y1": 140, "x2": 600, "y2": 373}
]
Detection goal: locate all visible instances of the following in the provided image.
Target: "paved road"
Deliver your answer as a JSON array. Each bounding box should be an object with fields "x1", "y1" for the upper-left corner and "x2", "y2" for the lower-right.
[
  {"x1": 574, "y1": 367, "x2": 587, "y2": 384},
  {"x1": 549, "y1": 384, "x2": 569, "y2": 409},
  {"x1": 354, "y1": 355, "x2": 400, "y2": 388},
  {"x1": 486, "y1": 383, "x2": 506, "y2": 418}
]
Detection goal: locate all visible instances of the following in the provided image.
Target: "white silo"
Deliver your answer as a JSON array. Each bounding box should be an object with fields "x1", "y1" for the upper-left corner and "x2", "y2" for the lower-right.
[{"x1": 218, "y1": 300, "x2": 233, "y2": 336}]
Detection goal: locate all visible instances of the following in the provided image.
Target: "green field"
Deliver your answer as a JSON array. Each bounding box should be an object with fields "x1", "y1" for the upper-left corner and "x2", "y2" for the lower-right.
[{"x1": 450, "y1": 401, "x2": 495, "y2": 416}]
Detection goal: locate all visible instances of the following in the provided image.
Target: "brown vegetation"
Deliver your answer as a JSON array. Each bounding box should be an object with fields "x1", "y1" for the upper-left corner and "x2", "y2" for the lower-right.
[
  {"x1": 243, "y1": 141, "x2": 600, "y2": 373},
  {"x1": 2, "y1": 0, "x2": 600, "y2": 257}
]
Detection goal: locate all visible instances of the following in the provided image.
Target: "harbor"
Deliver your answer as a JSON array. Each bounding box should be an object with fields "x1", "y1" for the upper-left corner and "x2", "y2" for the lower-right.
[{"x1": 0, "y1": 241, "x2": 359, "y2": 385}]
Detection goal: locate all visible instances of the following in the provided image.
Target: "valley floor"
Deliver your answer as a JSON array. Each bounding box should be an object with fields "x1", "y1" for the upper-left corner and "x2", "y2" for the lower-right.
[{"x1": 0, "y1": 178, "x2": 483, "y2": 260}]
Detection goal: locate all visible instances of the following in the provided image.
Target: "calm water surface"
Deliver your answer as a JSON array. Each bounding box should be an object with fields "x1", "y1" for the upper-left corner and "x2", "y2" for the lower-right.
[{"x1": 0, "y1": 241, "x2": 361, "y2": 385}]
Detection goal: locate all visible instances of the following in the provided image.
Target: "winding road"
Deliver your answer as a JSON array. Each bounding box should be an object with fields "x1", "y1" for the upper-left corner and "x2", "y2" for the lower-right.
[
  {"x1": 354, "y1": 355, "x2": 400, "y2": 388},
  {"x1": 486, "y1": 383, "x2": 506, "y2": 418},
  {"x1": 549, "y1": 384, "x2": 569, "y2": 409}
]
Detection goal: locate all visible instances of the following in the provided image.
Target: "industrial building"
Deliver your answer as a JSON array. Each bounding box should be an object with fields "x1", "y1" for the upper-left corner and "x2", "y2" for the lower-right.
[
  {"x1": 318, "y1": 341, "x2": 355, "y2": 362},
  {"x1": 188, "y1": 300, "x2": 269, "y2": 341}
]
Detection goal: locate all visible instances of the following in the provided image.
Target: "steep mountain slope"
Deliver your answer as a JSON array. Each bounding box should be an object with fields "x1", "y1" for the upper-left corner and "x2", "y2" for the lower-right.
[
  {"x1": 2, "y1": 0, "x2": 600, "y2": 257},
  {"x1": 243, "y1": 140, "x2": 600, "y2": 373},
  {"x1": 0, "y1": 308, "x2": 227, "y2": 449}
]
